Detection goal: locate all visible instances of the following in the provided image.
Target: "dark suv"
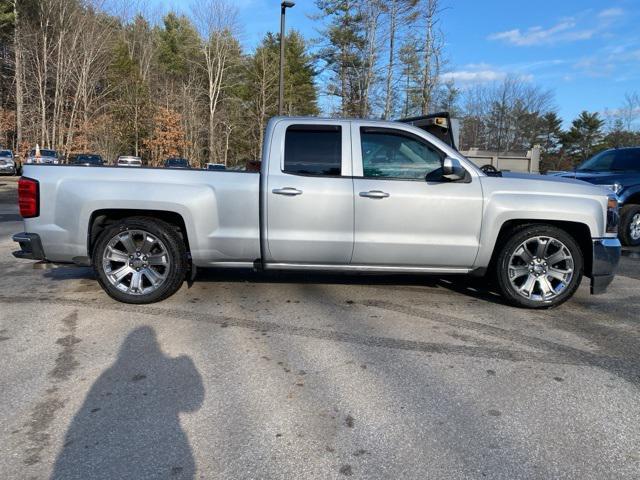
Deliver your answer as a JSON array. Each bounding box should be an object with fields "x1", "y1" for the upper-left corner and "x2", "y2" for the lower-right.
[
  {"x1": 557, "y1": 147, "x2": 640, "y2": 246},
  {"x1": 68, "y1": 154, "x2": 104, "y2": 166}
]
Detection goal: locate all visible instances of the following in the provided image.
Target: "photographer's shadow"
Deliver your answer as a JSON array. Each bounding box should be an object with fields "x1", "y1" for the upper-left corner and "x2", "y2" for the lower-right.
[{"x1": 51, "y1": 326, "x2": 204, "y2": 480}]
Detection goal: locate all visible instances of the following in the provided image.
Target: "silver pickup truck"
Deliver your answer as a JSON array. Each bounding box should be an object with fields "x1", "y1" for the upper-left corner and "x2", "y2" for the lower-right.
[{"x1": 13, "y1": 116, "x2": 621, "y2": 308}]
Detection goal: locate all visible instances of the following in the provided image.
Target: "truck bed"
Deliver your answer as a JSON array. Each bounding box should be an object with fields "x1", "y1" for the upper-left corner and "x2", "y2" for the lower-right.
[{"x1": 21, "y1": 165, "x2": 261, "y2": 266}]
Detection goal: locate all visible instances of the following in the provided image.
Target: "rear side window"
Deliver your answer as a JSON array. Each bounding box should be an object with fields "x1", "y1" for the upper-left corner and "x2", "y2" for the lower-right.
[{"x1": 284, "y1": 125, "x2": 341, "y2": 176}]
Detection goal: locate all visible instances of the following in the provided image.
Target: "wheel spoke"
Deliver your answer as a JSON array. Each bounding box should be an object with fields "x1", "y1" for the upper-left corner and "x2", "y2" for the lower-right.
[
  {"x1": 104, "y1": 246, "x2": 129, "y2": 263},
  {"x1": 514, "y1": 245, "x2": 534, "y2": 264},
  {"x1": 509, "y1": 266, "x2": 530, "y2": 280},
  {"x1": 518, "y1": 274, "x2": 537, "y2": 297},
  {"x1": 538, "y1": 276, "x2": 555, "y2": 297},
  {"x1": 547, "y1": 267, "x2": 571, "y2": 282},
  {"x1": 129, "y1": 271, "x2": 143, "y2": 293},
  {"x1": 534, "y1": 238, "x2": 548, "y2": 258},
  {"x1": 142, "y1": 267, "x2": 163, "y2": 286},
  {"x1": 139, "y1": 234, "x2": 156, "y2": 254},
  {"x1": 147, "y1": 253, "x2": 168, "y2": 266},
  {"x1": 119, "y1": 232, "x2": 137, "y2": 254},
  {"x1": 546, "y1": 249, "x2": 570, "y2": 267},
  {"x1": 110, "y1": 265, "x2": 132, "y2": 282}
]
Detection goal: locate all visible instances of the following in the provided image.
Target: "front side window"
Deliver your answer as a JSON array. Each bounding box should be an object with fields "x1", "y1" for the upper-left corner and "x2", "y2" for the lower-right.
[
  {"x1": 360, "y1": 128, "x2": 444, "y2": 180},
  {"x1": 284, "y1": 125, "x2": 341, "y2": 176}
]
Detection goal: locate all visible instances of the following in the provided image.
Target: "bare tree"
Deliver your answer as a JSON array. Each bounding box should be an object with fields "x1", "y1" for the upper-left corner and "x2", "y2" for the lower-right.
[
  {"x1": 191, "y1": 0, "x2": 238, "y2": 163},
  {"x1": 419, "y1": 0, "x2": 444, "y2": 115},
  {"x1": 381, "y1": 0, "x2": 417, "y2": 119}
]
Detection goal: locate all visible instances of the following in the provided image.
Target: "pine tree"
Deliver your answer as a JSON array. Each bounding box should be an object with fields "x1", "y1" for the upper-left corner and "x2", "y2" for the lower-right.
[{"x1": 562, "y1": 111, "x2": 605, "y2": 164}]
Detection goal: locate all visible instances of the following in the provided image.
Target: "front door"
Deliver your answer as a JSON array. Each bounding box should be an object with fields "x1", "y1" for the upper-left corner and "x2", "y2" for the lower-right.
[
  {"x1": 265, "y1": 121, "x2": 354, "y2": 264},
  {"x1": 351, "y1": 124, "x2": 483, "y2": 268}
]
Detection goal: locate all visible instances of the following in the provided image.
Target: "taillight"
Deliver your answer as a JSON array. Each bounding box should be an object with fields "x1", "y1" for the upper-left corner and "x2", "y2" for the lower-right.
[
  {"x1": 606, "y1": 196, "x2": 619, "y2": 234},
  {"x1": 18, "y1": 177, "x2": 39, "y2": 218}
]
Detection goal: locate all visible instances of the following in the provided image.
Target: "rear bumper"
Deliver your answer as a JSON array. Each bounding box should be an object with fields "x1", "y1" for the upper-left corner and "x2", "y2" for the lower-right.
[
  {"x1": 12, "y1": 232, "x2": 46, "y2": 260},
  {"x1": 590, "y1": 238, "x2": 621, "y2": 294}
]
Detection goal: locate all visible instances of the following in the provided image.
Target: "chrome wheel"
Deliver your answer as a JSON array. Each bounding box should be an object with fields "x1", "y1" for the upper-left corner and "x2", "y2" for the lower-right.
[
  {"x1": 507, "y1": 236, "x2": 574, "y2": 302},
  {"x1": 102, "y1": 230, "x2": 170, "y2": 296},
  {"x1": 630, "y1": 213, "x2": 640, "y2": 241}
]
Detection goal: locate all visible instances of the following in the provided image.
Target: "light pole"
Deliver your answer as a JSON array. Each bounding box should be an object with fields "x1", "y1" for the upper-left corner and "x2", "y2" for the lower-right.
[{"x1": 279, "y1": 1, "x2": 295, "y2": 116}]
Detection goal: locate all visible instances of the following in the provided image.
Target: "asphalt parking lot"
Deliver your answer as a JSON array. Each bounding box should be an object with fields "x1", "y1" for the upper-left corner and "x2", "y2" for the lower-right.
[{"x1": 0, "y1": 176, "x2": 639, "y2": 479}]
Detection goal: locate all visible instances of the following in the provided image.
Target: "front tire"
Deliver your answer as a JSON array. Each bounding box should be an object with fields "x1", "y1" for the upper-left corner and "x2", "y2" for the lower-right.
[
  {"x1": 92, "y1": 217, "x2": 187, "y2": 304},
  {"x1": 619, "y1": 205, "x2": 640, "y2": 247},
  {"x1": 495, "y1": 224, "x2": 583, "y2": 309}
]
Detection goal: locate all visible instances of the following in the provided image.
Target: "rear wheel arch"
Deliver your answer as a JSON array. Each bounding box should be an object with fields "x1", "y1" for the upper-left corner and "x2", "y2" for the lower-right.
[{"x1": 88, "y1": 209, "x2": 191, "y2": 259}]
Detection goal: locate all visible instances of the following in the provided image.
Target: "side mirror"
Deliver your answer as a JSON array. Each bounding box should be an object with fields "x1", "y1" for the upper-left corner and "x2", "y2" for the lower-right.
[{"x1": 442, "y1": 157, "x2": 467, "y2": 181}]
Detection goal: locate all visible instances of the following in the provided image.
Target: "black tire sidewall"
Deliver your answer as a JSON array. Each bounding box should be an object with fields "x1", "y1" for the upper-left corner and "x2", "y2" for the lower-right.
[
  {"x1": 496, "y1": 225, "x2": 584, "y2": 309},
  {"x1": 92, "y1": 218, "x2": 187, "y2": 304},
  {"x1": 620, "y1": 205, "x2": 640, "y2": 247}
]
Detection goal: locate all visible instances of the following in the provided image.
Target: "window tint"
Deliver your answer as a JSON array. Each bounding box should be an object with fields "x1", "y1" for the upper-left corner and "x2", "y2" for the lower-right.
[
  {"x1": 284, "y1": 125, "x2": 341, "y2": 176},
  {"x1": 360, "y1": 128, "x2": 443, "y2": 180}
]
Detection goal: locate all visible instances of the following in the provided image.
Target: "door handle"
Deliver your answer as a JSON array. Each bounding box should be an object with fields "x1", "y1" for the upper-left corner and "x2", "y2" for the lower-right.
[
  {"x1": 272, "y1": 187, "x2": 303, "y2": 196},
  {"x1": 359, "y1": 190, "x2": 390, "y2": 199}
]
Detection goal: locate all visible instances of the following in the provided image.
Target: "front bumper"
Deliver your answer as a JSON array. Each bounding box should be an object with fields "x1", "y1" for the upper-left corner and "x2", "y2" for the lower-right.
[
  {"x1": 0, "y1": 164, "x2": 15, "y2": 173},
  {"x1": 590, "y1": 238, "x2": 621, "y2": 294},
  {"x1": 12, "y1": 232, "x2": 46, "y2": 260}
]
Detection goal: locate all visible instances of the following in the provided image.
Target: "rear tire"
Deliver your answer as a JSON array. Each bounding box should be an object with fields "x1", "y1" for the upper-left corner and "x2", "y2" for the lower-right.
[
  {"x1": 92, "y1": 217, "x2": 187, "y2": 304},
  {"x1": 619, "y1": 205, "x2": 640, "y2": 247},
  {"x1": 495, "y1": 224, "x2": 583, "y2": 309}
]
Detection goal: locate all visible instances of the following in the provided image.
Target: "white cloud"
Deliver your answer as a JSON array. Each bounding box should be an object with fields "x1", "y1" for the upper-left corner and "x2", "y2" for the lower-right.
[
  {"x1": 441, "y1": 69, "x2": 505, "y2": 84},
  {"x1": 488, "y1": 20, "x2": 596, "y2": 46},
  {"x1": 598, "y1": 7, "x2": 624, "y2": 18}
]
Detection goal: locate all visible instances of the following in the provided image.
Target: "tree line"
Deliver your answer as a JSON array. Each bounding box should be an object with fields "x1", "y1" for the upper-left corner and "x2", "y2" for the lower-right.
[
  {"x1": 0, "y1": 0, "x2": 638, "y2": 168},
  {"x1": 0, "y1": 0, "x2": 317, "y2": 166}
]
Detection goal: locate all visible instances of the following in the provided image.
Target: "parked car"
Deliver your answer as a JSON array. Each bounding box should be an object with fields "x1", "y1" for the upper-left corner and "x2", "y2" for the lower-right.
[
  {"x1": 165, "y1": 157, "x2": 190, "y2": 169},
  {"x1": 206, "y1": 163, "x2": 226, "y2": 171},
  {"x1": 552, "y1": 147, "x2": 640, "y2": 246},
  {"x1": 13, "y1": 115, "x2": 620, "y2": 308},
  {"x1": 68, "y1": 154, "x2": 104, "y2": 166},
  {"x1": 116, "y1": 155, "x2": 142, "y2": 167},
  {"x1": 26, "y1": 148, "x2": 59, "y2": 164},
  {"x1": 0, "y1": 150, "x2": 16, "y2": 175}
]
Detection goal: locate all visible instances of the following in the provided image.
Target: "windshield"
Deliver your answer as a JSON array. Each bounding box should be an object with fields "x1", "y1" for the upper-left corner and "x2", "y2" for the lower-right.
[
  {"x1": 578, "y1": 148, "x2": 640, "y2": 172},
  {"x1": 166, "y1": 158, "x2": 189, "y2": 167},
  {"x1": 29, "y1": 149, "x2": 57, "y2": 157},
  {"x1": 0, "y1": 151, "x2": 11, "y2": 158},
  {"x1": 75, "y1": 155, "x2": 102, "y2": 164}
]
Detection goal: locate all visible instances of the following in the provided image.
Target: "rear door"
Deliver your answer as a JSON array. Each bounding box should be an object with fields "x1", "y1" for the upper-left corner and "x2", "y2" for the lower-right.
[
  {"x1": 264, "y1": 120, "x2": 354, "y2": 264},
  {"x1": 351, "y1": 122, "x2": 483, "y2": 268}
]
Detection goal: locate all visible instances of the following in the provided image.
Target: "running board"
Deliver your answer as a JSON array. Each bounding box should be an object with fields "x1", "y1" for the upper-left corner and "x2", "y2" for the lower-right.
[{"x1": 262, "y1": 263, "x2": 471, "y2": 274}]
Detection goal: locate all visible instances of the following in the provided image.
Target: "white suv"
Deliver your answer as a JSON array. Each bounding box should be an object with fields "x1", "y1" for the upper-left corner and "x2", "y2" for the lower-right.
[{"x1": 116, "y1": 156, "x2": 143, "y2": 167}]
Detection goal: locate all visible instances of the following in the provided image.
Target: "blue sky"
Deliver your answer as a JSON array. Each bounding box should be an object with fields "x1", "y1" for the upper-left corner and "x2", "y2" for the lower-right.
[{"x1": 149, "y1": 0, "x2": 640, "y2": 124}]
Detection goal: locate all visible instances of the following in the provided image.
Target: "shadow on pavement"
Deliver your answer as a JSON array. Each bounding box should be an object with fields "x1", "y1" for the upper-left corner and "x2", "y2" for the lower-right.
[{"x1": 51, "y1": 326, "x2": 204, "y2": 480}]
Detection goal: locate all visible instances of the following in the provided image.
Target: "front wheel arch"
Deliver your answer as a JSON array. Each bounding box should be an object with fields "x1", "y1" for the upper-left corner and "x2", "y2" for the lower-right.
[{"x1": 489, "y1": 219, "x2": 593, "y2": 278}]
